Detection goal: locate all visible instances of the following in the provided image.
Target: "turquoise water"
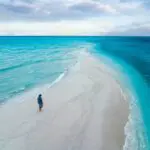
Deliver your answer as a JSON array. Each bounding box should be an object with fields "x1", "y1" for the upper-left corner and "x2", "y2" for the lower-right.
[
  {"x1": 0, "y1": 36, "x2": 150, "y2": 149},
  {"x1": 92, "y1": 37, "x2": 150, "y2": 148},
  {"x1": 0, "y1": 36, "x2": 91, "y2": 102}
]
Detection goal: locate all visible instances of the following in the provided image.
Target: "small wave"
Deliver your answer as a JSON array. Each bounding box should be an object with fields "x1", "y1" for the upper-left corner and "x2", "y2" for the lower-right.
[
  {"x1": 49, "y1": 72, "x2": 66, "y2": 88},
  {"x1": 0, "y1": 59, "x2": 44, "y2": 73},
  {"x1": 123, "y1": 92, "x2": 149, "y2": 150},
  {"x1": 0, "y1": 85, "x2": 30, "y2": 104},
  {"x1": 8, "y1": 82, "x2": 33, "y2": 96}
]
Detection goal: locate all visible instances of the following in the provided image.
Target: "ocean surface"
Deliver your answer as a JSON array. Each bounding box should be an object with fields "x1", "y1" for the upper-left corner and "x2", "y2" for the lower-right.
[{"x1": 0, "y1": 36, "x2": 150, "y2": 149}]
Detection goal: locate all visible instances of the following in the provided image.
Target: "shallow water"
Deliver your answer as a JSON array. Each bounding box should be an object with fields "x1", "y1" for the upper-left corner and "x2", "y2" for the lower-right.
[{"x1": 0, "y1": 36, "x2": 150, "y2": 149}]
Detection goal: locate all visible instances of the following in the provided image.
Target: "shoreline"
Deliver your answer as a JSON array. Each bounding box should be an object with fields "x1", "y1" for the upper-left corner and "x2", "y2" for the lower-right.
[
  {"x1": 0, "y1": 52, "x2": 129, "y2": 150},
  {"x1": 0, "y1": 71, "x2": 66, "y2": 106}
]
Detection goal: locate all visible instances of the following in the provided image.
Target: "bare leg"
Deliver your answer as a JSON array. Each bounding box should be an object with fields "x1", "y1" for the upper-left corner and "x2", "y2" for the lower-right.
[
  {"x1": 39, "y1": 107, "x2": 41, "y2": 112},
  {"x1": 38, "y1": 104, "x2": 43, "y2": 112}
]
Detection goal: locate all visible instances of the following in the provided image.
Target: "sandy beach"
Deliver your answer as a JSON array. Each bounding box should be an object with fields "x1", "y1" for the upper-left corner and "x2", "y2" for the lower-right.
[{"x1": 0, "y1": 53, "x2": 129, "y2": 150}]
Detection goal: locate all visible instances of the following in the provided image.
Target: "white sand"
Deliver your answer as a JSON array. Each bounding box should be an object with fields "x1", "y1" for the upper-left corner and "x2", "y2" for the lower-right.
[{"x1": 0, "y1": 53, "x2": 129, "y2": 150}]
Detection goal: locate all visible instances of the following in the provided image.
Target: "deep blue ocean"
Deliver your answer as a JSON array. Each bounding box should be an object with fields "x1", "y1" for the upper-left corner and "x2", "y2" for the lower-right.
[{"x1": 0, "y1": 36, "x2": 150, "y2": 149}]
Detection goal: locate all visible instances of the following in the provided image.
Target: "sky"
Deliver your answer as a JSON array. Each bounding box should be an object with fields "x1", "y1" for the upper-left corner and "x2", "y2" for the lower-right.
[{"x1": 0, "y1": 0, "x2": 150, "y2": 35}]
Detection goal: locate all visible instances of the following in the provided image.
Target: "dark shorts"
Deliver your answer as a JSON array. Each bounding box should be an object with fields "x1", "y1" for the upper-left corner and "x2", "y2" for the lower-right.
[{"x1": 39, "y1": 103, "x2": 43, "y2": 109}]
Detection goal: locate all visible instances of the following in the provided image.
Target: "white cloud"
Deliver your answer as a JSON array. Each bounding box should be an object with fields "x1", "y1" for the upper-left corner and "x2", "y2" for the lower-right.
[
  {"x1": 0, "y1": 19, "x2": 115, "y2": 35},
  {"x1": 98, "y1": 4, "x2": 117, "y2": 14},
  {"x1": 107, "y1": 21, "x2": 150, "y2": 36},
  {"x1": 0, "y1": 0, "x2": 150, "y2": 35}
]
